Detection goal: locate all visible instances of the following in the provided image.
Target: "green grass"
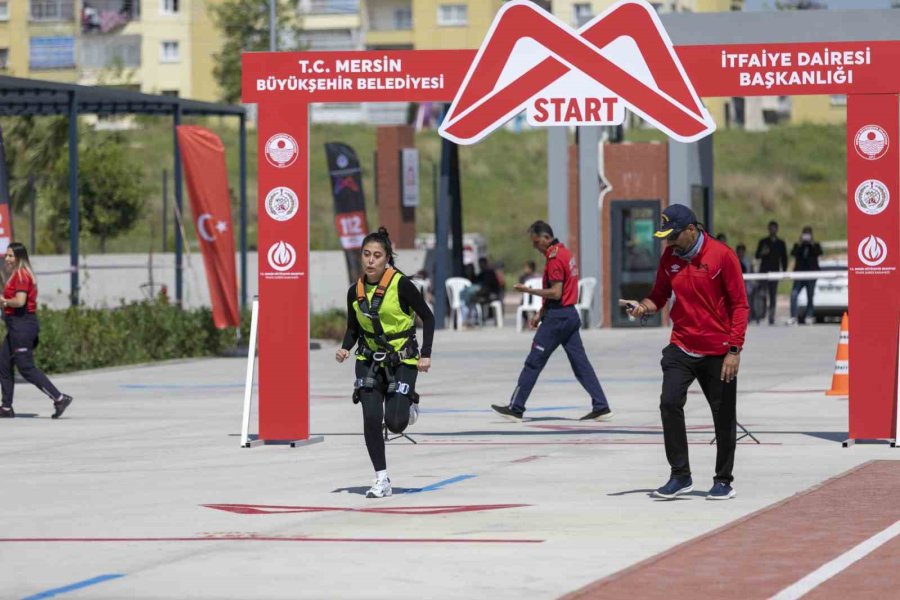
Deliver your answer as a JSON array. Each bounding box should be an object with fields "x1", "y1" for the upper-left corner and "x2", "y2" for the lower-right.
[{"x1": 13, "y1": 118, "x2": 848, "y2": 276}]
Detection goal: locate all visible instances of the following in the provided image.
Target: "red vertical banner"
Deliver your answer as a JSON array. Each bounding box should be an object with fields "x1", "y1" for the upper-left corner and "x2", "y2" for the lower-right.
[
  {"x1": 257, "y1": 102, "x2": 310, "y2": 441},
  {"x1": 846, "y1": 94, "x2": 900, "y2": 440},
  {"x1": 176, "y1": 126, "x2": 240, "y2": 329}
]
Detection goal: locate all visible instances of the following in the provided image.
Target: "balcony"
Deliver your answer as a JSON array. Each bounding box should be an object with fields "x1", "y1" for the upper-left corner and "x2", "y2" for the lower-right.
[
  {"x1": 80, "y1": 34, "x2": 141, "y2": 70},
  {"x1": 298, "y1": 0, "x2": 360, "y2": 15},
  {"x1": 81, "y1": 0, "x2": 140, "y2": 34},
  {"x1": 366, "y1": 1, "x2": 412, "y2": 31},
  {"x1": 30, "y1": 0, "x2": 75, "y2": 22}
]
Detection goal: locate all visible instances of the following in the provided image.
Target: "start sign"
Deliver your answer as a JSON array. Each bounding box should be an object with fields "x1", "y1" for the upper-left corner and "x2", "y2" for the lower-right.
[{"x1": 527, "y1": 96, "x2": 623, "y2": 126}]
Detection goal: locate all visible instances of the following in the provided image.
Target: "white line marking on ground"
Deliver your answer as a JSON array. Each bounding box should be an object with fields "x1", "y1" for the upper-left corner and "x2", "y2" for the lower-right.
[{"x1": 769, "y1": 519, "x2": 900, "y2": 600}]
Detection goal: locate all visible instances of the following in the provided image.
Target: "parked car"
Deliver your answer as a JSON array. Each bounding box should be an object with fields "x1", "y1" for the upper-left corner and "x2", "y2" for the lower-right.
[{"x1": 796, "y1": 259, "x2": 847, "y2": 323}]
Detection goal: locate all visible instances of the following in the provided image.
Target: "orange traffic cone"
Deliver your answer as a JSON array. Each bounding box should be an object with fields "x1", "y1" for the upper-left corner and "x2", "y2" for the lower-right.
[{"x1": 826, "y1": 312, "x2": 849, "y2": 396}]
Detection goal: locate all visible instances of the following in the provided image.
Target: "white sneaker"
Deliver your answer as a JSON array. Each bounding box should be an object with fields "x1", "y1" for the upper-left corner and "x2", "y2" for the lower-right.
[
  {"x1": 366, "y1": 476, "x2": 392, "y2": 498},
  {"x1": 785, "y1": 317, "x2": 798, "y2": 326},
  {"x1": 408, "y1": 403, "x2": 419, "y2": 427}
]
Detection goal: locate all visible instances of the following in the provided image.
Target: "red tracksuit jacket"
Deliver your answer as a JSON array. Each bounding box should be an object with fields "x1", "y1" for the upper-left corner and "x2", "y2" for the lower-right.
[{"x1": 647, "y1": 235, "x2": 750, "y2": 356}]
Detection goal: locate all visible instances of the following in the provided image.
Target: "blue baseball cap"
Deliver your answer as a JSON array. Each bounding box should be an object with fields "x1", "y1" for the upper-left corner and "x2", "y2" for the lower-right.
[{"x1": 654, "y1": 204, "x2": 698, "y2": 238}]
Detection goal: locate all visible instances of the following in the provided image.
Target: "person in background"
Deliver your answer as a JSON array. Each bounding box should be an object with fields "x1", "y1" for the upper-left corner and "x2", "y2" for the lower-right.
[
  {"x1": 735, "y1": 244, "x2": 751, "y2": 274},
  {"x1": 492, "y1": 221, "x2": 613, "y2": 423},
  {"x1": 0, "y1": 243, "x2": 73, "y2": 419},
  {"x1": 716, "y1": 233, "x2": 728, "y2": 246},
  {"x1": 518, "y1": 260, "x2": 537, "y2": 284},
  {"x1": 787, "y1": 226, "x2": 823, "y2": 326},
  {"x1": 755, "y1": 221, "x2": 788, "y2": 325}
]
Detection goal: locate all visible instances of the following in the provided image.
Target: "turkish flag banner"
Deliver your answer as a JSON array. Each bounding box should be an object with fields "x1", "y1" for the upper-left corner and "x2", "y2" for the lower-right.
[{"x1": 176, "y1": 125, "x2": 240, "y2": 328}]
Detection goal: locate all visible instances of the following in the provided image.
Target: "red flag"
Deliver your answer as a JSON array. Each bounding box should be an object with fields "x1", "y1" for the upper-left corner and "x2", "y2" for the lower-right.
[{"x1": 176, "y1": 126, "x2": 239, "y2": 328}]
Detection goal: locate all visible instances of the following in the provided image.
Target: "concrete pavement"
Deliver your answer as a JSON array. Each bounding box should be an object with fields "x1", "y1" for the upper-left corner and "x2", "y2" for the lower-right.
[{"x1": 0, "y1": 321, "x2": 895, "y2": 599}]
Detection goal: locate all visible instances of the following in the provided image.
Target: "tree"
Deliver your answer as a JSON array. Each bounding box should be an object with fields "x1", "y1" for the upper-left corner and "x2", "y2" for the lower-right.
[
  {"x1": 41, "y1": 135, "x2": 148, "y2": 253},
  {"x1": 210, "y1": 0, "x2": 303, "y2": 104}
]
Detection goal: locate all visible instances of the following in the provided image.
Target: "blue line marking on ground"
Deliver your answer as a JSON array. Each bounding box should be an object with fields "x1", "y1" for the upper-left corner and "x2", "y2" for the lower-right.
[
  {"x1": 406, "y1": 474, "x2": 476, "y2": 494},
  {"x1": 22, "y1": 574, "x2": 125, "y2": 600},
  {"x1": 420, "y1": 406, "x2": 580, "y2": 414}
]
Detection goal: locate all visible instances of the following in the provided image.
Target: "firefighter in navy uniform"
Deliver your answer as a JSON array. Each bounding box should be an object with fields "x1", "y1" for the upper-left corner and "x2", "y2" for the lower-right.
[
  {"x1": 336, "y1": 228, "x2": 434, "y2": 498},
  {"x1": 492, "y1": 221, "x2": 613, "y2": 422}
]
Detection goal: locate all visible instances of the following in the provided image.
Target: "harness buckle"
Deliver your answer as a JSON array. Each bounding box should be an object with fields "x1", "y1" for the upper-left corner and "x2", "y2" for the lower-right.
[{"x1": 372, "y1": 351, "x2": 387, "y2": 362}]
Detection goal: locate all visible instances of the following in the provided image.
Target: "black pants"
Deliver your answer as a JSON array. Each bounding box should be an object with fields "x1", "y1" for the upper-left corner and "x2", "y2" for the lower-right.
[
  {"x1": 764, "y1": 280, "x2": 779, "y2": 323},
  {"x1": 659, "y1": 344, "x2": 737, "y2": 484},
  {"x1": 0, "y1": 314, "x2": 61, "y2": 407},
  {"x1": 355, "y1": 360, "x2": 418, "y2": 472}
]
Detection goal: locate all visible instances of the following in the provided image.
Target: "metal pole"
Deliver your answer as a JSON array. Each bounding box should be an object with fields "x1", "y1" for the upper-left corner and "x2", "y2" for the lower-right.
[
  {"x1": 547, "y1": 127, "x2": 568, "y2": 243},
  {"x1": 269, "y1": 0, "x2": 277, "y2": 52},
  {"x1": 239, "y1": 113, "x2": 248, "y2": 310},
  {"x1": 577, "y1": 126, "x2": 601, "y2": 327},
  {"x1": 162, "y1": 169, "x2": 168, "y2": 252},
  {"x1": 434, "y1": 136, "x2": 452, "y2": 330},
  {"x1": 67, "y1": 92, "x2": 79, "y2": 307},
  {"x1": 28, "y1": 175, "x2": 36, "y2": 253},
  {"x1": 173, "y1": 105, "x2": 183, "y2": 306}
]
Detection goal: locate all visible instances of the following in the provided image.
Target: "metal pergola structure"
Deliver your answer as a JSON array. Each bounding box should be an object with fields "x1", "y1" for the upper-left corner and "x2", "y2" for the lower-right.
[{"x1": 0, "y1": 74, "x2": 249, "y2": 309}]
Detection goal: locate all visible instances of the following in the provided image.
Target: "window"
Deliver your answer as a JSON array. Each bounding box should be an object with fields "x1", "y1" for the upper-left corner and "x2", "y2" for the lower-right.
[
  {"x1": 0, "y1": 49, "x2": 8, "y2": 70},
  {"x1": 437, "y1": 4, "x2": 467, "y2": 26},
  {"x1": 30, "y1": 36, "x2": 76, "y2": 69},
  {"x1": 160, "y1": 41, "x2": 179, "y2": 62},
  {"x1": 161, "y1": 89, "x2": 179, "y2": 97},
  {"x1": 30, "y1": 0, "x2": 75, "y2": 21},
  {"x1": 0, "y1": 2, "x2": 9, "y2": 21},
  {"x1": 160, "y1": 0, "x2": 179, "y2": 14},
  {"x1": 573, "y1": 3, "x2": 592, "y2": 27},
  {"x1": 394, "y1": 7, "x2": 412, "y2": 30}
]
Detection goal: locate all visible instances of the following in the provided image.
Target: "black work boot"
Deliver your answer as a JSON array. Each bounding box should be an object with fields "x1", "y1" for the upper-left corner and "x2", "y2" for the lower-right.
[
  {"x1": 0, "y1": 404, "x2": 14, "y2": 418},
  {"x1": 52, "y1": 395, "x2": 73, "y2": 419}
]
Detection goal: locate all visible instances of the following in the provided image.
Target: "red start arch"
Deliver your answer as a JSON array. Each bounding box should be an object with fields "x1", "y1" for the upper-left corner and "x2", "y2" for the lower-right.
[{"x1": 241, "y1": 0, "x2": 899, "y2": 446}]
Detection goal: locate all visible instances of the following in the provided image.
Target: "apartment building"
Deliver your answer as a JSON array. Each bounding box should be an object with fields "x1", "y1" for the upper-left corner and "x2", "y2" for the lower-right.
[{"x1": 0, "y1": 1, "x2": 224, "y2": 102}]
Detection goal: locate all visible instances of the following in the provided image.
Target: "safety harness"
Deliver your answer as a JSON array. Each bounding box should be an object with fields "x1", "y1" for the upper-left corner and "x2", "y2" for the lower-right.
[{"x1": 354, "y1": 268, "x2": 418, "y2": 400}]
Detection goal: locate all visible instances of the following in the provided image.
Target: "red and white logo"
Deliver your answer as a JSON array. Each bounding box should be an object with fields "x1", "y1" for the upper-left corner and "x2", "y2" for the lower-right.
[
  {"x1": 439, "y1": 0, "x2": 715, "y2": 145},
  {"x1": 265, "y1": 133, "x2": 300, "y2": 168},
  {"x1": 857, "y1": 235, "x2": 887, "y2": 267},
  {"x1": 854, "y1": 179, "x2": 890, "y2": 216},
  {"x1": 265, "y1": 187, "x2": 300, "y2": 222},
  {"x1": 853, "y1": 125, "x2": 889, "y2": 161},
  {"x1": 267, "y1": 240, "x2": 297, "y2": 271}
]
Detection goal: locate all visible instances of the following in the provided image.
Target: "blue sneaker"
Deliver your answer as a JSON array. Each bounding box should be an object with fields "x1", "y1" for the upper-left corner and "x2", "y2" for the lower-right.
[
  {"x1": 652, "y1": 476, "x2": 693, "y2": 499},
  {"x1": 707, "y1": 481, "x2": 736, "y2": 500}
]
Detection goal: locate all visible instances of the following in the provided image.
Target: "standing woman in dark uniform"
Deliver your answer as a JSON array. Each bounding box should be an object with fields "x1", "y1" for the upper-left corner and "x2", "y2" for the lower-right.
[
  {"x1": 0, "y1": 243, "x2": 73, "y2": 419},
  {"x1": 335, "y1": 228, "x2": 434, "y2": 498}
]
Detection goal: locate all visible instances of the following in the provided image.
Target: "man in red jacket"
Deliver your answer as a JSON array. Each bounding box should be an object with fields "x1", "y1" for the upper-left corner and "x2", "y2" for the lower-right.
[{"x1": 626, "y1": 205, "x2": 749, "y2": 501}]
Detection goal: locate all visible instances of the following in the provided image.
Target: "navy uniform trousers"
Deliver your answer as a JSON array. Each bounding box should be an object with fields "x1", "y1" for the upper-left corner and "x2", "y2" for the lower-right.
[{"x1": 509, "y1": 306, "x2": 609, "y2": 413}]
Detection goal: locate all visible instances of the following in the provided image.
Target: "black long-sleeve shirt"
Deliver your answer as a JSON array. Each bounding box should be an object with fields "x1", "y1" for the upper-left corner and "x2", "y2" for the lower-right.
[
  {"x1": 341, "y1": 275, "x2": 434, "y2": 358},
  {"x1": 755, "y1": 236, "x2": 788, "y2": 273}
]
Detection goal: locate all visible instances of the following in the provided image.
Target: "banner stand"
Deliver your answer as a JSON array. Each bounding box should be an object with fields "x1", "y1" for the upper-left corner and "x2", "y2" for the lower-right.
[{"x1": 240, "y1": 296, "x2": 323, "y2": 449}]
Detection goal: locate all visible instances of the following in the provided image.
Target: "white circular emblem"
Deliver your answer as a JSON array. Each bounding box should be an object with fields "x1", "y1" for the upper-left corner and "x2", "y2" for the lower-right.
[
  {"x1": 264, "y1": 133, "x2": 299, "y2": 168},
  {"x1": 854, "y1": 179, "x2": 890, "y2": 216},
  {"x1": 857, "y1": 235, "x2": 887, "y2": 267},
  {"x1": 264, "y1": 187, "x2": 299, "y2": 222},
  {"x1": 336, "y1": 154, "x2": 349, "y2": 169},
  {"x1": 854, "y1": 125, "x2": 889, "y2": 161},
  {"x1": 267, "y1": 240, "x2": 297, "y2": 272}
]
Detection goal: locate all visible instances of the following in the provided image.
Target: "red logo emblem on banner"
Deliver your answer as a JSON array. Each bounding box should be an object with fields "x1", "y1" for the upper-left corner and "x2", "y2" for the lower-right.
[
  {"x1": 853, "y1": 125, "x2": 889, "y2": 160},
  {"x1": 267, "y1": 240, "x2": 297, "y2": 271},
  {"x1": 439, "y1": 0, "x2": 715, "y2": 145},
  {"x1": 857, "y1": 235, "x2": 888, "y2": 267},
  {"x1": 265, "y1": 133, "x2": 300, "y2": 168}
]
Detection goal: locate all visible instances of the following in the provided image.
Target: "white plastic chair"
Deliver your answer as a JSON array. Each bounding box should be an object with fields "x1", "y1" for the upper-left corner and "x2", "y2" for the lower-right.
[
  {"x1": 575, "y1": 277, "x2": 597, "y2": 327},
  {"x1": 516, "y1": 277, "x2": 544, "y2": 333},
  {"x1": 487, "y1": 297, "x2": 504, "y2": 328},
  {"x1": 410, "y1": 277, "x2": 434, "y2": 314},
  {"x1": 445, "y1": 277, "x2": 477, "y2": 330}
]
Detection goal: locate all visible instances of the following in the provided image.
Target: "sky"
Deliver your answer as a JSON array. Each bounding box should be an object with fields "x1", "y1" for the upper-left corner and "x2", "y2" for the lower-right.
[{"x1": 743, "y1": 0, "x2": 895, "y2": 9}]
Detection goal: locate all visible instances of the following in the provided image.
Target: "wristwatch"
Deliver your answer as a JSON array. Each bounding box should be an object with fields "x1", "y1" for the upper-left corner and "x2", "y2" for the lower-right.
[{"x1": 728, "y1": 345, "x2": 741, "y2": 354}]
